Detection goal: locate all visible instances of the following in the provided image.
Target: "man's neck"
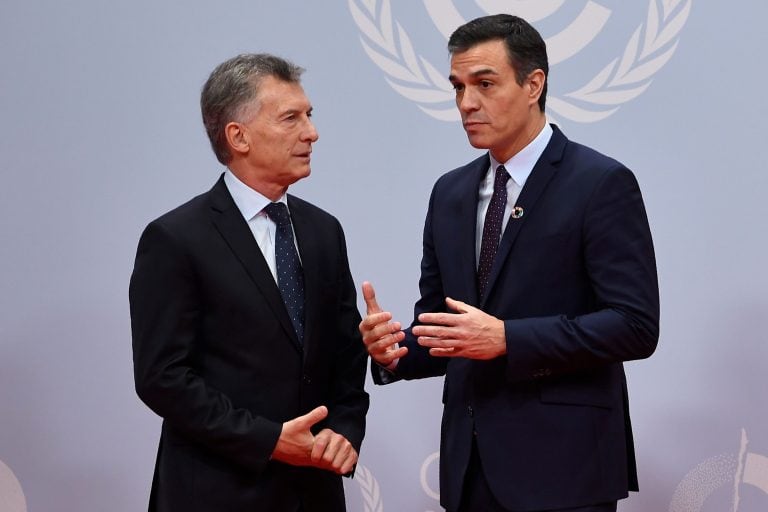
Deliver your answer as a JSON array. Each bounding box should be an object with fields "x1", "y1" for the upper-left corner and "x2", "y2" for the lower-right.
[{"x1": 227, "y1": 163, "x2": 287, "y2": 202}]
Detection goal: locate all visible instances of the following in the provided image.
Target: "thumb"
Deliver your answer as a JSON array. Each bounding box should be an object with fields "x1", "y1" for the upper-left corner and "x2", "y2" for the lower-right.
[
  {"x1": 297, "y1": 405, "x2": 328, "y2": 430},
  {"x1": 362, "y1": 281, "x2": 383, "y2": 315}
]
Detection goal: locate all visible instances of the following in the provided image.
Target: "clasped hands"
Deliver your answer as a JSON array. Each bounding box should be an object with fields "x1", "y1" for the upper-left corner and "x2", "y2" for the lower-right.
[
  {"x1": 358, "y1": 281, "x2": 507, "y2": 365},
  {"x1": 271, "y1": 405, "x2": 357, "y2": 475}
]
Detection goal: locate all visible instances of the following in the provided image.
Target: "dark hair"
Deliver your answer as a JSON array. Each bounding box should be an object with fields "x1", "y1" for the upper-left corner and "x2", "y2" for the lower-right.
[
  {"x1": 448, "y1": 14, "x2": 548, "y2": 112},
  {"x1": 201, "y1": 53, "x2": 304, "y2": 164}
]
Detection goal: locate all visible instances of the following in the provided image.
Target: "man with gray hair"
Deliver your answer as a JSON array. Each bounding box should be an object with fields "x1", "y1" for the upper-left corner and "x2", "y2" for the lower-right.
[{"x1": 130, "y1": 53, "x2": 369, "y2": 511}]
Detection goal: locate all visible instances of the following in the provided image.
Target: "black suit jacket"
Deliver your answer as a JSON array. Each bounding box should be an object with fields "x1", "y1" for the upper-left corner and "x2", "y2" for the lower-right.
[
  {"x1": 377, "y1": 126, "x2": 659, "y2": 511},
  {"x1": 130, "y1": 176, "x2": 369, "y2": 511}
]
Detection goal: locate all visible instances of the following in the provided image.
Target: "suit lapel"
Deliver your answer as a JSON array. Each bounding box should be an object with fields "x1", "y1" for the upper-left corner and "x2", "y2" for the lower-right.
[
  {"x1": 207, "y1": 176, "x2": 302, "y2": 352},
  {"x1": 480, "y1": 126, "x2": 567, "y2": 307},
  {"x1": 288, "y1": 195, "x2": 318, "y2": 357},
  {"x1": 287, "y1": 196, "x2": 319, "y2": 361},
  {"x1": 458, "y1": 155, "x2": 490, "y2": 307}
]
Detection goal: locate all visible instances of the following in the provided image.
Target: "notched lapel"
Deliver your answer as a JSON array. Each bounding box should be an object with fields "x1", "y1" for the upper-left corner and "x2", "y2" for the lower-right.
[
  {"x1": 457, "y1": 155, "x2": 490, "y2": 306},
  {"x1": 208, "y1": 178, "x2": 303, "y2": 352},
  {"x1": 286, "y1": 196, "x2": 321, "y2": 361},
  {"x1": 481, "y1": 127, "x2": 568, "y2": 306}
]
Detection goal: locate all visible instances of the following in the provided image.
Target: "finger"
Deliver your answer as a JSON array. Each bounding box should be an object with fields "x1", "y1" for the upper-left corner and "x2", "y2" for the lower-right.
[
  {"x1": 412, "y1": 324, "x2": 450, "y2": 338},
  {"x1": 364, "y1": 321, "x2": 403, "y2": 347},
  {"x1": 417, "y1": 312, "x2": 460, "y2": 327},
  {"x1": 359, "y1": 312, "x2": 395, "y2": 338},
  {"x1": 310, "y1": 429, "x2": 332, "y2": 462},
  {"x1": 362, "y1": 281, "x2": 382, "y2": 315},
  {"x1": 330, "y1": 440, "x2": 352, "y2": 472},
  {"x1": 340, "y1": 449, "x2": 359, "y2": 475},
  {"x1": 445, "y1": 296, "x2": 473, "y2": 314},
  {"x1": 372, "y1": 343, "x2": 409, "y2": 366},
  {"x1": 369, "y1": 332, "x2": 407, "y2": 362},
  {"x1": 319, "y1": 434, "x2": 343, "y2": 468},
  {"x1": 429, "y1": 347, "x2": 458, "y2": 357},
  {"x1": 297, "y1": 405, "x2": 328, "y2": 430},
  {"x1": 417, "y1": 336, "x2": 458, "y2": 349}
]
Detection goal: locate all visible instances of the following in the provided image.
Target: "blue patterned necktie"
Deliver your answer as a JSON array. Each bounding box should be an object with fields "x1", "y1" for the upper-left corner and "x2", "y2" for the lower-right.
[
  {"x1": 477, "y1": 165, "x2": 509, "y2": 298},
  {"x1": 263, "y1": 202, "x2": 305, "y2": 342}
]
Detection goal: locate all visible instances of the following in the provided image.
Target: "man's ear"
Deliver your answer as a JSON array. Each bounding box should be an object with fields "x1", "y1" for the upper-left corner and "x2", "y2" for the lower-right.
[
  {"x1": 527, "y1": 69, "x2": 546, "y2": 105},
  {"x1": 224, "y1": 121, "x2": 249, "y2": 157}
]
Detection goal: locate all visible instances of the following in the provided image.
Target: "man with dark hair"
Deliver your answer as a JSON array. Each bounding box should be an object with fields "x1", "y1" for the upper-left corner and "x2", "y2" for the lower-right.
[
  {"x1": 360, "y1": 15, "x2": 659, "y2": 512},
  {"x1": 130, "y1": 53, "x2": 369, "y2": 511}
]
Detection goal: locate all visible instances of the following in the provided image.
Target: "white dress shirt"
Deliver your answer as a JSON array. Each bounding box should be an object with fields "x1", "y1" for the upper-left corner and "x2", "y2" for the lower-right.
[
  {"x1": 475, "y1": 123, "x2": 553, "y2": 265},
  {"x1": 223, "y1": 170, "x2": 294, "y2": 284}
]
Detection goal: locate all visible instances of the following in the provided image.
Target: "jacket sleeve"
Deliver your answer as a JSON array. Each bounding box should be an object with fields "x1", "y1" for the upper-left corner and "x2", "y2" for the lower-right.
[
  {"x1": 504, "y1": 164, "x2": 660, "y2": 381},
  {"x1": 322, "y1": 220, "x2": 370, "y2": 453}
]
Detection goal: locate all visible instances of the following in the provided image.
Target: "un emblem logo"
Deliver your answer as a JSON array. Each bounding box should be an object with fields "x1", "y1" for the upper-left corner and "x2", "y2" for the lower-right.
[
  {"x1": 344, "y1": 463, "x2": 384, "y2": 512},
  {"x1": 0, "y1": 458, "x2": 26, "y2": 512},
  {"x1": 669, "y1": 429, "x2": 768, "y2": 512},
  {"x1": 348, "y1": 0, "x2": 692, "y2": 123}
]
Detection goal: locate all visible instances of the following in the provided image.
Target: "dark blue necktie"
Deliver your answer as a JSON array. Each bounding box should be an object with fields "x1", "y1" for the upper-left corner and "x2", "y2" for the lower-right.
[
  {"x1": 263, "y1": 202, "x2": 304, "y2": 342},
  {"x1": 477, "y1": 165, "x2": 509, "y2": 298}
]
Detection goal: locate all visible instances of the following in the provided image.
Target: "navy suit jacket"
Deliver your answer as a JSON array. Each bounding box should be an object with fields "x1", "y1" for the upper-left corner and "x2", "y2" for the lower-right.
[
  {"x1": 377, "y1": 126, "x2": 659, "y2": 511},
  {"x1": 130, "y1": 176, "x2": 369, "y2": 511}
]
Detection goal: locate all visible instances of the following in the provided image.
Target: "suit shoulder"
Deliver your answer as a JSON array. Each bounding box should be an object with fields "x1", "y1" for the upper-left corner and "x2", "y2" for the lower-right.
[
  {"x1": 134, "y1": 189, "x2": 214, "y2": 254},
  {"x1": 562, "y1": 138, "x2": 627, "y2": 174},
  {"x1": 146, "y1": 190, "x2": 211, "y2": 229},
  {"x1": 434, "y1": 153, "x2": 489, "y2": 189},
  {"x1": 287, "y1": 195, "x2": 331, "y2": 219},
  {"x1": 287, "y1": 195, "x2": 342, "y2": 228},
  {"x1": 555, "y1": 138, "x2": 643, "y2": 202}
]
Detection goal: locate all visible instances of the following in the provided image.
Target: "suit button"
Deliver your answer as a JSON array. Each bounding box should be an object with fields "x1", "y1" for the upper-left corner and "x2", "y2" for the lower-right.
[
  {"x1": 467, "y1": 405, "x2": 474, "y2": 417},
  {"x1": 303, "y1": 375, "x2": 312, "y2": 384}
]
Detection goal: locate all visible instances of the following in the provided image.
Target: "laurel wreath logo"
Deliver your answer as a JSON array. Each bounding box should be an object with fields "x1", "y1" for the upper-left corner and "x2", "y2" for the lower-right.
[
  {"x1": 348, "y1": 0, "x2": 692, "y2": 123},
  {"x1": 668, "y1": 429, "x2": 768, "y2": 512},
  {"x1": 0, "y1": 458, "x2": 27, "y2": 512},
  {"x1": 354, "y1": 463, "x2": 384, "y2": 512}
]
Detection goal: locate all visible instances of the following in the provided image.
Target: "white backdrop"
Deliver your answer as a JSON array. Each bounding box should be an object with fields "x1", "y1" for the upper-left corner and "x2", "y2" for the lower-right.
[{"x1": 1, "y1": 1, "x2": 767, "y2": 511}]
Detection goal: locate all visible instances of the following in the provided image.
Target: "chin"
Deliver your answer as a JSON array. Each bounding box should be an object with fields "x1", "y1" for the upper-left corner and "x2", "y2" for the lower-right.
[
  {"x1": 296, "y1": 167, "x2": 312, "y2": 181},
  {"x1": 467, "y1": 137, "x2": 490, "y2": 150}
]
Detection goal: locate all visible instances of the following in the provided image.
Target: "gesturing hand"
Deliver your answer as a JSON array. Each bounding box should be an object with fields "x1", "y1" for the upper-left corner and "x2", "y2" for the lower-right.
[
  {"x1": 413, "y1": 297, "x2": 506, "y2": 360},
  {"x1": 358, "y1": 281, "x2": 407, "y2": 366}
]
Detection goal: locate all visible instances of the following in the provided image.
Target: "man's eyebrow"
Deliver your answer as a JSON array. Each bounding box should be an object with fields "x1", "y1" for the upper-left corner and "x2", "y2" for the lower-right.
[
  {"x1": 449, "y1": 68, "x2": 499, "y2": 82},
  {"x1": 280, "y1": 105, "x2": 313, "y2": 116}
]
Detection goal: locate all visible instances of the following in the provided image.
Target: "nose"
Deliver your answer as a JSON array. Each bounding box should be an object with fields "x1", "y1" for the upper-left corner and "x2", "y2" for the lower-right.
[
  {"x1": 457, "y1": 88, "x2": 479, "y2": 114},
  {"x1": 302, "y1": 118, "x2": 319, "y2": 143}
]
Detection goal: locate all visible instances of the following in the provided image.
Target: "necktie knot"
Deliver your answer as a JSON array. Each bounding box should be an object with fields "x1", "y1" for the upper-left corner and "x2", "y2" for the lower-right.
[
  {"x1": 494, "y1": 165, "x2": 510, "y2": 190},
  {"x1": 263, "y1": 202, "x2": 291, "y2": 227}
]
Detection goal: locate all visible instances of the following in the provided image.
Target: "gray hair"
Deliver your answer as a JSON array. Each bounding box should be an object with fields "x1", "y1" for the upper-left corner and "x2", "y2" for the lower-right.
[{"x1": 201, "y1": 53, "x2": 304, "y2": 164}]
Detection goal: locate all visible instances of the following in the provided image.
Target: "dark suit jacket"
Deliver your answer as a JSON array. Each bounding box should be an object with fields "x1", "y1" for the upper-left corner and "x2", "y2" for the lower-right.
[
  {"x1": 130, "y1": 176, "x2": 369, "y2": 512},
  {"x1": 377, "y1": 126, "x2": 659, "y2": 511}
]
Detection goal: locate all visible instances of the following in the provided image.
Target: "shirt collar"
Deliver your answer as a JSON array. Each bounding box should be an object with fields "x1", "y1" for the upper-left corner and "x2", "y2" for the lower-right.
[
  {"x1": 489, "y1": 122, "x2": 553, "y2": 187},
  {"x1": 223, "y1": 169, "x2": 287, "y2": 221}
]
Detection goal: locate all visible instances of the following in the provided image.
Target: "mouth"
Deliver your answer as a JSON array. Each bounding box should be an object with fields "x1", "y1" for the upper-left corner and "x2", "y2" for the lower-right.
[{"x1": 463, "y1": 121, "x2": 486, "y2": 129}]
